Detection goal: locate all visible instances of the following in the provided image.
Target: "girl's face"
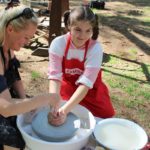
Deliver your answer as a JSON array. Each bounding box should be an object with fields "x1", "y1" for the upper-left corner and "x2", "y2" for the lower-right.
[
  {"x1": 6, "y1": 23, "x2": 37, "y2": 51},
  {"x1": 69, "y1": 21, "x2": 93, "y2": 48}
]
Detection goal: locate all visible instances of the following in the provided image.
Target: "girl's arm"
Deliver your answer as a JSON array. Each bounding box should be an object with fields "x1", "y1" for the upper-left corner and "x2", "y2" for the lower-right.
[
  {"x1": 60, "y1": 84, "x2": 89, "y2": 114},
  {"x1": 48, "y1": 84, "x2": 89, "y2": 126},
  {"x1": 60, "y1": 43, "x2": 102, "y2": 114}
]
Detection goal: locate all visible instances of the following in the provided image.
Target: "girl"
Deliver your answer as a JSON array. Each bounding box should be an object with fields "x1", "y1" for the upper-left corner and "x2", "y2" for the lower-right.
[
  {"x1": 48, "y1": 6, "x2": 115, "y2": 126},
  {"x1": 0, "y1": 4, "x2": 59, "y2": 150}
]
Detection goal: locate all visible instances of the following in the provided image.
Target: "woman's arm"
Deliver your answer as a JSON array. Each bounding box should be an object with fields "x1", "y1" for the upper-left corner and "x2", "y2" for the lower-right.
[
  {"x1": 0, "y1": 88, "x2": 59, "y2": 117},
  {"x1": 49, "y1": 79, "x2": 61, "y2": 112},
  {"x1": 49, "y1": 79, "x2": 61, "y2": 94}
]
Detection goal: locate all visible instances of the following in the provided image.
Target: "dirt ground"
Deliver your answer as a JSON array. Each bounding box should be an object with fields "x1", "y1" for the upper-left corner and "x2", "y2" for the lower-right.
[
  {"x1": 1, "y1": 1, "x2": 150, "y2": 136},
  {"x1": 97, "y1": 2, "x2": 150, "y2": 63},
  {"x1": 15, "y1": 1, "x2": 150, "y2": 95},
  {"x1": 17, "y1": 3, "x2": 149, "y2": 81}
]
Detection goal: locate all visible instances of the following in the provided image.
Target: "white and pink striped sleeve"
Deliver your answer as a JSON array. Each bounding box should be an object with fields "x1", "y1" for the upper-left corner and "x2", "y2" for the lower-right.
[
  {"x1": 48, "y1": 35, "x2": 66, "y2": 81},
  {"x1": 48, "y1": 53, "x2": 63, "y2": 81}
]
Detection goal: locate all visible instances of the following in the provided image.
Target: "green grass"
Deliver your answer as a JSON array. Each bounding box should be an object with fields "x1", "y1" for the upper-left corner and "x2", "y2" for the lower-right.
[
  {"x1": 103, "y1": 56, "x2": 150, "y2": 135},
  {"x1": 142, "y1": 17, "x2": 150, "y2": 22},
  {"x1": 124, "y1": 99, "x2": 144, "y2": 108},
  {"x1": 142, "y1": 7, "x2": 150, "y2": 15},
  {"x1": 126, "y1": 0, "x2": 150, "y2": 4},
  {"x1": 141, "y1": 20, "x2": 150, "y2": 26},
  {"x1": 140, "y1": 90, "x2": 150, "y2": 100},
  {"x1": 128, "y1": 48, "x2": 138, "y2": 55},
  {"x1": 94, "y1": 0, "x2": 150, "y2": 135},
  {"x1": 31, "y1": 71, "x2": 41, "y2": 79},
  {"x1": 103, "y1": 55, "x2": 150, "y2": 110}
]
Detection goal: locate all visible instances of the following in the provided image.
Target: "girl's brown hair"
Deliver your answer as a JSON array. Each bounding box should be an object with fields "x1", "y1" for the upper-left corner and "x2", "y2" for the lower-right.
[{"x1": 63, "y1": 6, "x2": 99, "y2": 40}]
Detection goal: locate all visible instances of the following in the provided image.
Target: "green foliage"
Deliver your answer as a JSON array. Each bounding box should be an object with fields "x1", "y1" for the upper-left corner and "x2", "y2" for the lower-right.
[
  {"x1": 128, "y1": 48, "x2": 138, "y2": 55},
  {"x1": 31, "y1": 71, "x2": 41, "y2": 79}
]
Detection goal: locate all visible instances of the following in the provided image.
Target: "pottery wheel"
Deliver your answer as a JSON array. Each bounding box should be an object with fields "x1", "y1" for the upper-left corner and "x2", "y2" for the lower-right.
[{"x1": 31, "y1": 109, "x2": 80, "y2": 142}]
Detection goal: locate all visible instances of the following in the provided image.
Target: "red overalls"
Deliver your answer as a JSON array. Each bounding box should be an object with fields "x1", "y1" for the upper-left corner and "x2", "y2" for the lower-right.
[{"x1": 60, "y1": 35, "x2": 115, "y2": 118}]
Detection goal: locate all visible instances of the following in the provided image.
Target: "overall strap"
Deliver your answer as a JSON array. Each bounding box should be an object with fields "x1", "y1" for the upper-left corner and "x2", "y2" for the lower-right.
[
  {"x1": 64, "y1": 34, "x2": 71, "y2": 58},
  {"x1": 62, "y1": 35, "x2": 71, "y2": 73},
  {"x1": 83, "y1": 40, "x2": 89, "y2": 62},
  {"x1": 64, "y1": 33, "x2": 89, "y2": 62}
]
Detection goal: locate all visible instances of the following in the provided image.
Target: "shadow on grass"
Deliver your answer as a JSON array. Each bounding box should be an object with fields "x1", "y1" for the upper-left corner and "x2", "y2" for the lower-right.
[
  {"x1": 98, "y1": 14, "x2": 150, "y2": 55},
  {"x1": 103, "y1": 53, "x2": 150, "y2": 82},
  {"x1": 110, "y1": 0, "x2": 150, "y2": 7},
  {"x1": 127, "y1": 1, "x2": 150, "y2": 7}
]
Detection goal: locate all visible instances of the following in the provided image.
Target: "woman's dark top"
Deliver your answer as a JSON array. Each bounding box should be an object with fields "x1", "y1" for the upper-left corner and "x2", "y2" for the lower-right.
[
  {"x1": 0, "y1": 46, "x2": 21, "y2": 95},
  {"x1": 0, "y1": 46, "x2": 25, "y2": 149}
]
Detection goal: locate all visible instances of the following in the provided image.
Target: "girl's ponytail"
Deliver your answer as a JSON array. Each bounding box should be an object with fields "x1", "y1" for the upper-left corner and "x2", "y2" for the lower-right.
[{"x1": 63, "y1": 10, "x2": 70, "y2": 31}]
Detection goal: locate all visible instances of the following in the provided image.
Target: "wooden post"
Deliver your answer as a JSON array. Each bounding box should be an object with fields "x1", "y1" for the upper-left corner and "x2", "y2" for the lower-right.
[
  {"x1": 49, "y1": 0, "x2": 62, "y2": 44},
  {"x1": 62, "y1": 0, "x2": 69, "y2": 15},
  {"x1": 48, "y1": 0, "x2": 69, "y2": 45}
]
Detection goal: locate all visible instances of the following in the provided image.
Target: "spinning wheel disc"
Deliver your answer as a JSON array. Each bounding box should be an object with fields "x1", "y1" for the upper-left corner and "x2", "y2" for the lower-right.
[{"x1": 32, "y1": 109, "x2": 80, "y2": 142}]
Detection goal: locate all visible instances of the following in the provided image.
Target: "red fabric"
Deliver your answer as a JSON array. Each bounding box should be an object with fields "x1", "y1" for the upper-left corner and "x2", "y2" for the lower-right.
[
  {"x1": 142, "y1": 142, "x2": 150, "y2": 150},
  {"x1": 60, "y1": 34, "x2": 115, "y2": 118}
]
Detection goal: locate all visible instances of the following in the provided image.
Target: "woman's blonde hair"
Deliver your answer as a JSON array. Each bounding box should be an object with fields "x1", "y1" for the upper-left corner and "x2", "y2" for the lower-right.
[{"x1": 0, "y1": 5, "x2": 38, "y2": 45}]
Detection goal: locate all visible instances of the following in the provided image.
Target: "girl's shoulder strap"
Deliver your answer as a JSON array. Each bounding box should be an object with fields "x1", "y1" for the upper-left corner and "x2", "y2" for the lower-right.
[{"x1": 64, "y1": 33, "x2": 71, "y2": 57}]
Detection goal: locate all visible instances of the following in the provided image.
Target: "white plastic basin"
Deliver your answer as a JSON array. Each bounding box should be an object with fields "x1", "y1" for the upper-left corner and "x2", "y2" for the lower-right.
[
  {"x1": 17, "y1": 102, "x2": 96, "y2": 150},
  {"x1": 93, "y1": 118, "x2": 148, "y2": 150}
]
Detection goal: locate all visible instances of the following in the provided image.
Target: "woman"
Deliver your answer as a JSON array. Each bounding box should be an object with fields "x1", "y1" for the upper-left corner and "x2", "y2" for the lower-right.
[
  {"x1": 0, "y1": 4, "x2": 59, "y2": 150},
  {"x1": 48, "y1": 6, "x2": 115, "y2": 126}
]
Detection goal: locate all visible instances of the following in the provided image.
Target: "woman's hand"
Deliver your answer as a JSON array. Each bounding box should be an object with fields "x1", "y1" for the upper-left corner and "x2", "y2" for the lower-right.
[{"x1": 24, "y1": 109, "x2": 39, "y2": 123}]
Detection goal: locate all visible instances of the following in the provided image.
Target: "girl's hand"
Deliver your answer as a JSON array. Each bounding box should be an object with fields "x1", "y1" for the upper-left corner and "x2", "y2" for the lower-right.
[
  {"x1": 50, "y1": 99, "x2": 61, "y2": 117},
  {"x1": 48, "y1": 107, "x2": 67, "y2": 126}
]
